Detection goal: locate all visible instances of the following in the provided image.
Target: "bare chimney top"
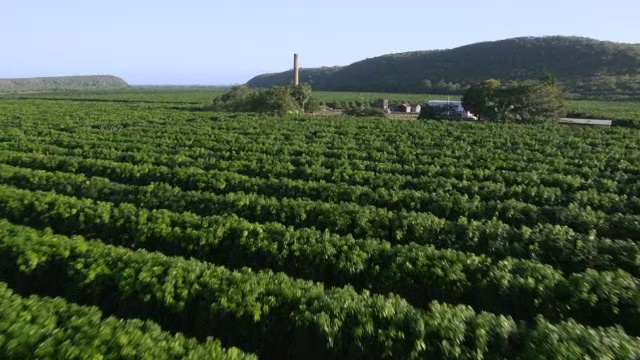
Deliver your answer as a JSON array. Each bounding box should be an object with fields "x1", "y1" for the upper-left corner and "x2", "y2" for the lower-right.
[{"x1": 293, "y1": 54, "x2": 299, "y2": 86}]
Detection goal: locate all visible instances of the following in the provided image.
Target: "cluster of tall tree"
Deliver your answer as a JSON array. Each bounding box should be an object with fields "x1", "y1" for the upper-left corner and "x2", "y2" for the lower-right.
[
  {"x1": 462, "y1": 77, "x2": 567, "y2": 123},
  {"x1": 208, "y1": 84, "x2": 313, "y2": 115}
]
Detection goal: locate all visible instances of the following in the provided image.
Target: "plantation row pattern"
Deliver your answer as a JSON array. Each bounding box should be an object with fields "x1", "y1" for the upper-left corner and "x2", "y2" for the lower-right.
[
  {"x1": 1, "y1": 97, "x2": 640, "y2": 358},
  {"x1": 1, "y1": 219, "x2": 639, "y2": 359}
]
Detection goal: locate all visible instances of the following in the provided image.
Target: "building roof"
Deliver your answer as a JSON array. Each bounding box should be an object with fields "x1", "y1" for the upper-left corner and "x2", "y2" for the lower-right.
[
  {"x1": 427, "y1": 100, "x2": 462, "y2": 105},
  {"x1": 426, "y1": 100, "x2": 465, "y2": 111}
]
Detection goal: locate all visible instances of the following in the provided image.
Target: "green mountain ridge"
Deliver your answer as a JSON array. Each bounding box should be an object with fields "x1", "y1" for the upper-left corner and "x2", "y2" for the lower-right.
[
  {"x1": 247, "y1": 66, "x2": 342, "y2": 89},
  {"x1": 246, "y1": 36, "x2": 640, "y2": 98},
  {"x1": 0, "y1": 75, "x2": 128, "y2": 93}
]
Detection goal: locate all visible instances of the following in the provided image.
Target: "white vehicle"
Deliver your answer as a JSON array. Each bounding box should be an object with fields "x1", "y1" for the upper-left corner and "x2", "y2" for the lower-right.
[{"x1": 425, "y1": 100, "x2": 478, "y2": 120}]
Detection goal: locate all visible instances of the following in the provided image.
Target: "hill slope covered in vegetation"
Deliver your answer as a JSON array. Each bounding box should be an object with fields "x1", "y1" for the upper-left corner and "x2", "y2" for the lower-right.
[
  {"x1": 247, "y1": 36, "x2": 640, "y2": 98},
  {"x1": 0, "y1": 75, "x2": 128, "y2": 93}
]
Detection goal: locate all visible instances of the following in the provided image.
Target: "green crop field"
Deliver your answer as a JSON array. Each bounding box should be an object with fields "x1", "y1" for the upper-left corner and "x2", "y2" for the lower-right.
[
  {"x1": 567, "y1": 99, "x2": 640, "y2": 122},
  {"x1": 314, "y1": 90, "x2": 458, "y2": 104},
  {"x1": 1, "y1": 91, "x2": 640, "y2": 359},
  {"x1": 0, "y1": 86, "x2": 228, "y2": 104},
  {"x1": 4, "y1": 88, "x2": 639, "y2": 123},
  {"x1": 313, "y1": 90, "x2": 640, "y2": 123}
]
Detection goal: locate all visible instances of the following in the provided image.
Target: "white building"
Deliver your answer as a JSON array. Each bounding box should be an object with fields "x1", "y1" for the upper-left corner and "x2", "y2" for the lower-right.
[{"x1": 425, "y1": 100, "x2": 477, "y2": 120}]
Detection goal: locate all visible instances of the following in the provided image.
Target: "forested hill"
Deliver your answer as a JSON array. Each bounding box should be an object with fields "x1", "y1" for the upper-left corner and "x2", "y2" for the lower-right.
[
  {"x1": 246, "y1": 36, "x2": 640, "y2": 98},
  {"x1": 0, "y1": 75, "x2": 128, "y2": 93},
  {"x1": 247, "y1": 66, "x2": 343, "y2": 89}
]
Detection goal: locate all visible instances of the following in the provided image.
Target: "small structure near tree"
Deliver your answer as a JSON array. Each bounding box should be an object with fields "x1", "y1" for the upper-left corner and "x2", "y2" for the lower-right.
[
  {"x1": 420, "y1": 100, "x2": 477, "y2": 120},
  {"x1": 379, "y1": 99, "x2": 389, "y2": 111},
  {"x1": 393, "y1": 103, "x2": 421, "y2": 114},
  {"x1": 396, "y1": 103, "x2": 412, "y2": 113}
]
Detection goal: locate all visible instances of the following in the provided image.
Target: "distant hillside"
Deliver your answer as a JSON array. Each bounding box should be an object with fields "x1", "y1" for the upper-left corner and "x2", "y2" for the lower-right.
[
  {"x1": 247, "y1": 67, "x2": 342, "y2": 89},
  {"x1": 246, "y1": 36, "x2": 640, "y2": 98},
  {"x1": 0, "y1": 75, "x2": 128, "y2": 93}
]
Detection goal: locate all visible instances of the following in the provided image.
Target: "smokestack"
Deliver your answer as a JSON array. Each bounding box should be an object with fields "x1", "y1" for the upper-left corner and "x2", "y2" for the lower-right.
[{"x1": 293, "y1": 53, "x2": 299, "y2": 86}]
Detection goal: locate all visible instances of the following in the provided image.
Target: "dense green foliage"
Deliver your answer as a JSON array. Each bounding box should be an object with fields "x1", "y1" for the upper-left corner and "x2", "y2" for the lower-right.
[
  {"x1": 0, "y1": 282, "x2": 253, "y2": 359},
  {"x1": 247, "y1": 36, "x2": 640, "y2": 98},
  {"x1": 2, "y1": 220, "x2": 640, "y2": 359},
  {"x1": 0, "y1": 75, "x2": 128, "y2": 93},
  {"x1": 0, "y1": 86, "x2": 227, "y2": 103},
  {"x1": 208, "y1": 84, "x2": 314, "y2": 114},
  {"x1": 3, "y1": 87, "x2": 637, "y2": 121},
  {"x1": 4, "y1": 181, "x2": 640, "y2": 333},
  {"x1": 0, "y1": 219, "x2": 513, "y2": 359},
  {"x1": 1, "y1": 93, "x2": 640, "y2": 358},
  {"x1": 462, "y1": 78, "x2": 567, "y2": 123}
]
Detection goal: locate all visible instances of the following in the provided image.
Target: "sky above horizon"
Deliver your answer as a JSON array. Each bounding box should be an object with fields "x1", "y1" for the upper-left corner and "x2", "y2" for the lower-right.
[{"x1": 2, "y1": 0, "x2": 639, "y2": 85}]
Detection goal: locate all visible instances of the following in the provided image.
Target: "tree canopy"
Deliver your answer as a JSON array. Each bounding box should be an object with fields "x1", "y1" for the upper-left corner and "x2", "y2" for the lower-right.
[
  {"x1": 462, "y1": 78, "x2": 567, "y2": 123},
  {"x1": 207, "y1": 84, "x2": 314, "y2": 115}
]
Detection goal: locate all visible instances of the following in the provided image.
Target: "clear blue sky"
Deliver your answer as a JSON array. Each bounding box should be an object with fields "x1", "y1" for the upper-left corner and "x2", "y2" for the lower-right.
[{"x1": 2, "y1": 0, "x2": 638, "y2": 85}]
